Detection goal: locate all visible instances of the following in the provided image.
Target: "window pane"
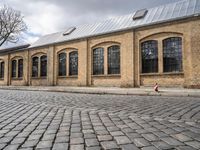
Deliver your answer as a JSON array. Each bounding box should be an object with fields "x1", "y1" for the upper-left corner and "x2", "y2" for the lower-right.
[
  {"x1": 32, "y1": 57, "x2": 39, "y2": 77},
  {"x1": 40, "y1": 55, "x2": 47, "y2": 77},
  {"x1": 18, "y1": 59, "x2": 23, "y2": 78},
  {"x1": 0, "y1": 62, "x2": 4, "y2": 79},
  {"x1": 93, "y1": 48, "x2": 104, "y2": 75},
  {"x1": 58, "y1": 53, "x2": 66, "y2": 76},
  {"x1": 163, "y1": 37, "x2": 182, "y2": 72},
  {"x1": 12, "y1": 60, "x2": 17, "y2": 78},
  {"x1": 108, "y1": 45, "x2": 120, "y2": 74},
  {"x1": 141, "y1": 40, "x2": 158, "y2": 73},
  {"x1": 69, "y1": 51, "x2": 78, "y2": 76}
]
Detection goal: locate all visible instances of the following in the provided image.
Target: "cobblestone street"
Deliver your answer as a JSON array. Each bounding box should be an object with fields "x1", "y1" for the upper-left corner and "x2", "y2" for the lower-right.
[{"x1": 0, "y1": 90, "x2": 200, "y2": 150}]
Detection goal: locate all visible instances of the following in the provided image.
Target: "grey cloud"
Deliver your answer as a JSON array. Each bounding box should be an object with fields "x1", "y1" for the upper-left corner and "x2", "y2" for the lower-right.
[{"x1": 1, "y1": 0, "x2": 182, "y2": 45}]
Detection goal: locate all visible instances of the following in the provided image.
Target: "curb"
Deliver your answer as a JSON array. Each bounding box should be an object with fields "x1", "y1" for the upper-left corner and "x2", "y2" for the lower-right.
[{"x1": 0, "y1": 87, "x2": 200, "y2": 98}]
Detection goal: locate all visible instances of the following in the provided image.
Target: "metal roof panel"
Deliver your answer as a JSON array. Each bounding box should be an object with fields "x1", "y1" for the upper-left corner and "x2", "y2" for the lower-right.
[{"x1": 30, "y1": 0, "x2": 200, "y2": 48}]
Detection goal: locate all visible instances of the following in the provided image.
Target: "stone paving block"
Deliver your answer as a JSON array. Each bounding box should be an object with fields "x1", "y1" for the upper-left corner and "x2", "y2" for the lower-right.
[
  {"x1": 70, "y1": 144, "x2": 84, "y2": 150},
  {"x1": 153, "y1": 131, "x2": 168, "y2": 138},
  {"x1": 86, "y1": 146, "x2": 101, "y2": 150},
  {"x1": 18, "y1": 148, "x2": 33, "y2": 150},
  {"x1": 97, "y1": 135, "x2": 112, "y2": 141},
  {"x1": 42, "y1": 134, "x2": 56, "y2": 141},
  {"x1": 141, "y1": 146, "x2": 158, "y2": 150},
  {"x1": 28, "y1": 134, "x2": 42, "y2": 140},
  {"x1": 85, "y1": 138, "x2": 99, "y2": 147},
  {"x1": 82, "y1": 129, "x2": 94, "y2": 134},
  {"x1": 185, "y1": 141, "x2": 200, "y2": 149},
  {"x1": 57, "y1": 131, "x2": 70, "y2": 137},
  {"x1": 95, "y1": 130, "x2": 109, "y2": 135},
  {"x1": 120, "y1": 144, "x2": 140, "y2": 150},
  {"x1": 176, "y1": 146, "x2": 196, "y2": 150},
  {"x1": 84, "y1": 133, "x2": 96, "y2": 139},
  {"x1": 171, "y1": 133, "x2": 193, "y2": 142},
  {"x1": 36, "y1": 141, "x2": 53, "y2": 149},
  {"x1": 132, "y1": 138, "x2": 150, "y2": 147},
  {"x1": 22, "y1": 140, "x2": 39, "y2": 148},
  {"x1": 114, "y1": 136, "x2": 132, "y2": 145},
  {"x1": 152, "y1": 141, "x2": 174, "y2": 149},
  {"x1": 70, "y1": 137, "x2": 84, "y2": 144},
  {"x1": 161, "y1": 137, "x2": 184, "y2": 146},
  {"x1": 100, "y1": 141, "x2": 120, "y2": 149},
  {"x1": 52, "y1": 143, "x2": 68, "y2": 150},
  {"x1": 0, "y1": 137, "x2": 13, "y2": 143},
  {"x1": 141, "y1": 133, "x2": 159, "y2": 142},
  {"x1": 4, "y1": 144, "x2": 20, "y2": 150},
  {"x1": 70, "y1": 133, "x2": 83, "y2": 138},
  {"x1": 55, "y1": 136, "x2": 69, "y2": 143},
  {"x1": 126, "y1": 132, "x2": 141, "y2": 139},
  {"x1": 11, "y1": 137, "x2": 26, "y2": 144},
  {"x1": 107, "y1": 126, "x2": 120, "y2": 132},
  {"x1": 0, "y1": 143, "x2": 6, "y2": 149},
  {"x1": 1, "y1": 90, "x2": 200, "y2": 150},
  {"x1": 110, "y1": 131, "x2": 124, "y2": 136},
  {"x1": 17, "y1": 132, "x2": 31, "y2": 138}
]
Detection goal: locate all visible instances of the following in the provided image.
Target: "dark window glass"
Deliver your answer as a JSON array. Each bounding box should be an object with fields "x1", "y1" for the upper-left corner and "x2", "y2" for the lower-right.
[
  {"x1": 40, "y1": 55, "x2": 47, "y2": 77},
  {"x1": 93, "y1": 48, "x2": 104, "y2": 75},
  {"x1": 163, "y1": 37, "x2": 183, "y2": 72},
  {"x1": 32, "y1": 57, "x2": 39, "y2": 77},
  {"x1": 141, "y1": 40, "x2": 158, "y2": 73},
  {"x1": 18, "y1": 59, "x2": 23, "y2": 78},
  {"x1": 58, "y1": 53, "x2": 66, "y2": 76},
  {"x1": 0, "y1": 62, "x2": 4, "y2": 79},
  {"x1": 12, "y1": 60, "x2": 17, "y2": 78},
  {"x1": 108, "y1": 45, "x2": 120, "y2": 74},
  {"x1": 69, "y1": 51, "x2": 78, "y2": 76}
]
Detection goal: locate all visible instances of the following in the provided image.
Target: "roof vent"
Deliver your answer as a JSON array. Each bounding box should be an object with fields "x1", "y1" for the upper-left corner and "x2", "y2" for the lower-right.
[
  {"x1": 63, "y1": 27, "x2": 76, "y2": 36},
  {"x1": 133, "y1": 9, "x2": 148, "y2": 20}
]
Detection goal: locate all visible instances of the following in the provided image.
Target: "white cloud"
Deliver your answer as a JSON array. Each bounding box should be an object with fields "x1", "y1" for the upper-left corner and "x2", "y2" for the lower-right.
[{"x1": 1, "y1": 0, "x2": 182, "y2": 46}]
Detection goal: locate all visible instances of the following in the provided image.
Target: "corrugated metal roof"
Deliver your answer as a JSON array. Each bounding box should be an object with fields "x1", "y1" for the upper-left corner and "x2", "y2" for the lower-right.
[
  {"x1": 0, "y1": 44, "x2": 30, "y2": 54},
  {"x1": 31, "y1": 0, "x2": 200, "y2": 48}
]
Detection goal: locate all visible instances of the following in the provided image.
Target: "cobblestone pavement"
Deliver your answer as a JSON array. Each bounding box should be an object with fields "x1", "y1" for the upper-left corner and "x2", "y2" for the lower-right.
[{"x1": 0, "y1": 90, "x2": 200, "y2": 150}]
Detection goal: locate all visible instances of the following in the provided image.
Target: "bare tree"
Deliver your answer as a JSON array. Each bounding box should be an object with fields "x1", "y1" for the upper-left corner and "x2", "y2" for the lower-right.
[{"x1": 0, "y1": 5, "x2": 27, "y2": 47}]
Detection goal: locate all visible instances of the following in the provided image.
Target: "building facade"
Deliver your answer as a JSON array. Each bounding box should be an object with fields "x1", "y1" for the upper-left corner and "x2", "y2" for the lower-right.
[{"x1": 0, "y1": 0, "x2": 200, "y2": 88}]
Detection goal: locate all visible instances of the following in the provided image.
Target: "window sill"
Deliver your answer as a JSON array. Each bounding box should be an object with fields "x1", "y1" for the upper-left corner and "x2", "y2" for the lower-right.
[
  {"x1": 11, "y1": 78, "x2": 23, "y2": 80},
  {"x1": 57, "y1": 76, "x2": 78, "y2": 79},
  {"x1": 140, "y1": 72, "x2": 184, "y2": 76},
  {"x1": 92, "y1": 74, "x2": 121, "y2": 78},
  {"x1": 31, "y1": 77, "x2": 47, "y2": 79}
]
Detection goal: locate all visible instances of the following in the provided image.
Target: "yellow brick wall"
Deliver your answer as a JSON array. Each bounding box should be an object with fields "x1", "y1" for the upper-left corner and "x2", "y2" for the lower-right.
[
  {"x1": 134, "y1": 19, "x2": 197, "y2": 87},
  {"x1": 10, "y1": 51, "x2": 29, "y2": 86},
  {"x1": 0, "y1": 18, "x2": 199, "y2": 88}
]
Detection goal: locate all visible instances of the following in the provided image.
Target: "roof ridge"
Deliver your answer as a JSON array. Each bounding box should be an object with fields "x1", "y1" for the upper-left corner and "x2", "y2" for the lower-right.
[
  {"x1": 38, "y1": 0, "x2": 189, "y2": 38},
  {"x1": 30, "y1": 0, "x2": 198, "y2": 48}
]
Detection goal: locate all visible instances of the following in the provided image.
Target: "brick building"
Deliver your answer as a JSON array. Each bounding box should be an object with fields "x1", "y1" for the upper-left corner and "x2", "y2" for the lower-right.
[{"x1": 0, "y1": 0, "x2": 200, "y2": 88}]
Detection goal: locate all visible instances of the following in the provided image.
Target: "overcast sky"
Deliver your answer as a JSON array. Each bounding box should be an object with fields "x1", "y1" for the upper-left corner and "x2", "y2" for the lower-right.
[{"x1": 1, "y1": 0, "x2": 182, "y2": 47}]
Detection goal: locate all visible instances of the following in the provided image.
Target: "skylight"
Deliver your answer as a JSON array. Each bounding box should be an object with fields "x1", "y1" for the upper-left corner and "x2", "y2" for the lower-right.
[
  {"x1": 133, "y1": 9, "x2": 148, "y2": 20},
  {"x1": 63, "y1": 27, "x2": 76, "y2": 36}
]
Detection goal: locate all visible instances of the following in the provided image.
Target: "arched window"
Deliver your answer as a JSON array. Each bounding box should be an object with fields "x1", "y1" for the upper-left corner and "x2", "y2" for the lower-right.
[
  {"x1": 11, "y1": 60, "x2": 17, "y2": 78},
  {"x1": 69, "y1": 51, "x2": 78, "y2": 76},
  {"x1": 0, "y1": 61, "x2": 4, "y2": 79},
  {"x1": 40, "y1": 55, "x2": 47, "y2": 77},
  {"x1": 163, "y1": 37, "x2": 182, "y2": 72},
  {"x1": 93, "y1": 48, "x2": 104, "y2": 75},
  {"x1": 108, "y1": 45, "x2": 120, "y2": 74},
  {"x1": 18, "y1": 59, "x2": 23, "y2": 78},
  {"x1": 141, "y1": 40, "x2": 158, "y2": 73},
  {"x1": 58, "y1": 53, "x2": 66, "y2": 76},
  {"x1": 32, "y1": 57, "x2": 39, "y2": 77}
]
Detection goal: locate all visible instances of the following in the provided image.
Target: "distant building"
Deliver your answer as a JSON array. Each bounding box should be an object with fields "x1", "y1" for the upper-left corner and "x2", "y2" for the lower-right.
[{"x1": 0, "y1": 0, "x2": 200, "y2": 88}]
